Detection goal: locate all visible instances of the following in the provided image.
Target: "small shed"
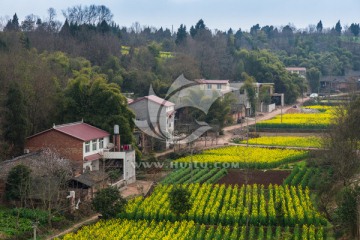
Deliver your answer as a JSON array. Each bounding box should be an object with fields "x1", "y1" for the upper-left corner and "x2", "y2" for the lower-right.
[{"x1": 68, "y1": 171, "x2": 109, "y2": 201}]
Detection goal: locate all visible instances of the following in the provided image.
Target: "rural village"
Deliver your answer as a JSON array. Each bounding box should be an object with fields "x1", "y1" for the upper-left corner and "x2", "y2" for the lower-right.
[{"x1": 0, "y1": 3, "x2": 360, "y2": 240}]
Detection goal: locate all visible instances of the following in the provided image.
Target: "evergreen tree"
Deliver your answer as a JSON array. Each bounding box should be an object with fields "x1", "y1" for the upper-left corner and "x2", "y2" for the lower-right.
[
  {"x1": 4, "y1": 13, "x2": 20, "y2": 31},
  {"x1": 3, "y1": 82, "x2": 28, "y2": 156},
  {"x1": 98, "y1": 19, "x2": 110, "y2": 34},
  {"x1": 307, "y1": 67, "x2": 321, "y2": 93},
  {"x1": 316, "y1": 20, "x2": 323, "y2": 33},
  {"x1": 5, "y1": 164, "x2": 31, "y2": 205},
  {"x1": 250, "y1": 24, "x2": 260, "y2": 35},
  {"x1": 190, "y1": 25, "x2": 196, "y2": 38},
  {"x1": 335, "y1": 20, "x2": 342, "y2": 35},
  {"x1": 175, "y1": 24, "x2": 187, "y2": 45},
  {"x1": 59, "y1": 19, "x2": 71, "y2": 36},
  {"x1": 350, "y1": 23, "x2": 360, "y2": 37}
]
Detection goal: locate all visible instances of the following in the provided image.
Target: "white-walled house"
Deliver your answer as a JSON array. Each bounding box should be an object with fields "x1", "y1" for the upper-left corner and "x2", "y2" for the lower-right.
[
  {"x1": 195, "y1": 79, "x2": 232, "y2": 94},
  {"x1": 285, "y1": 67, "x2": 307, "y2": 78},
  {"x1": 128, "y1": 95, "x2": 175, "y2": 149}
]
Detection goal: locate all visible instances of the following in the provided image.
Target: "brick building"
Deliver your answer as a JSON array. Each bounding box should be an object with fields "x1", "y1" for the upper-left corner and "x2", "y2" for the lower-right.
[
  {"x1": 25, "y1": 121, "x2": 110, "y2": 174},
  {"x1": 25, "y1": 121, "x2": 136, "y2": 184}
]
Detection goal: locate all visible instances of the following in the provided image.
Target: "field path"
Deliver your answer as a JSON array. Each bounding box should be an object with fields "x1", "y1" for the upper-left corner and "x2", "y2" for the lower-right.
[{"x1": 46, "y1": 214, "x2": 99, "y2": 240}]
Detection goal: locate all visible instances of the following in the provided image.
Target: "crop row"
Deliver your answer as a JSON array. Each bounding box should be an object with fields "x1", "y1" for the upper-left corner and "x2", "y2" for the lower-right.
[
  {"x1": 256, "y1": 112, "x2": 332, "y2": 130},
  {"x1": 161, "y1": 168, "x2": 227, "y2": 185},
  {"x1": 124, "y1": 184, "x2": 326, "y2": 226},
  {"x1": 61, "y1": 219, "x2": 325, "y2": 240},
  {"x1": 284, "y1": 167, "x2": 321, "y2": 189},
  {"x1": 174, "y1": 146, "x2": 308, "y2": 169},
  {"x1": 238, "y1": 136, "x2": 322, "y2": 148}
]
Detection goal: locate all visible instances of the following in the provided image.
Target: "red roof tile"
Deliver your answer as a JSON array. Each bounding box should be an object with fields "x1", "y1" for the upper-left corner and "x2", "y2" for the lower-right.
[{"x1": 54, "y1": 122, "x2": 109, "y2": 141}]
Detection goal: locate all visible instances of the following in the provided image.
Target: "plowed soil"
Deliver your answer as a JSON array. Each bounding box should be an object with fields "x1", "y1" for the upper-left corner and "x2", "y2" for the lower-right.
[{"x1": 217, "y1": 169, "x2": 291, "y2": 187}]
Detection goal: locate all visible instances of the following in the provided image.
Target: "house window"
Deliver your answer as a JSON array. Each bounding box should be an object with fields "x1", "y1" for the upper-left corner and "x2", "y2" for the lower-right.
[
  {"x1": 85, "y1": 141, "x2": 90, "y2": 153},
  {"x1": 207, "y1": 84, "x2": 212, "y2": 90},
  {"x1": 92, "y1": 139, "x2": 97, "y2": 151},
  {"x1": 217, "y1": 84, "x2": 222, "y2": 90},
  {"x1": 99, "y1": 138, "x2": 104, "y2": 149}
]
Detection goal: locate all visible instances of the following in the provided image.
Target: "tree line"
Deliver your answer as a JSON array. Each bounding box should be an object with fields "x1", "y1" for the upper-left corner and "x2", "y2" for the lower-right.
[{"x1": 0, "y1": 5, "x2": 359, "y2": 160}]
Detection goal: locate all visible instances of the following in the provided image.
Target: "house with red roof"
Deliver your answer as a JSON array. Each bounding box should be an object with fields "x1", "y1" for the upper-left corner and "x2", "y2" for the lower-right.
[
  {"x1": 128, "y1": 95, "x2": 175, "y2": 151},
  {"x1": 25, "y1": 121, "x2": 136, "y2": 184}
]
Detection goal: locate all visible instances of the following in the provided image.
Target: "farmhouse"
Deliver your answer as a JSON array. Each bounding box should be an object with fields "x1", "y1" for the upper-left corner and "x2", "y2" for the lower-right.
[
  {"x1": 25, "y1": 121, "x2": 136, "y2": 184},
  {"x1": 129, "y1": 95, "x2": 175, "y2": 151},
  {"x1": 194, "y1": 79, "x2": 232, "y2": 94},
  {"x1": 285, "y1": 67, "x2": 307, "y2": 78}
]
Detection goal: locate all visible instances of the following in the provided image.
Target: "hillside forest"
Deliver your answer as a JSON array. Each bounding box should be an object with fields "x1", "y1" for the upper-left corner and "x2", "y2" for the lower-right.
[{"x1": 0, "y1": 5, "x2": 360, "y2": 160}]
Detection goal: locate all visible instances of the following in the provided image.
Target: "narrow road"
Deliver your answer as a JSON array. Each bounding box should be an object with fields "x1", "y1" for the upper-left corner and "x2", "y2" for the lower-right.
[{"x1": 46, "y1": 214, "x2": 99, "y2": 240}]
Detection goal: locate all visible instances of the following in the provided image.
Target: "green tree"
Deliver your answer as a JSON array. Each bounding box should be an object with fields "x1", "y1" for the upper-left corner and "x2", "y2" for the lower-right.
[
  {"x1": 241, "y1": 73, "x2": 256, "y2": 116},
  {"x1": 168, "y1": 186, "x2": 192, "y2": 216},
  {"x1": 5, "y1": 165, "x2": 31, "y2": 206},
  {"x1": 316, "y1": 20, "x2": 323, "y2": 33},
  {"x1": 322, "y1": 97, "x2": 360, "y2": 186},
  {"x1": 92, "y1": 187, "x2": 127, "y2": 219},
  {"x1": 4, "y1": 13, "x2": 20, "y2": 31},
  {"x1": 335, "y1": 187, "x2": 359, "y2": 238},
  {"x1": 63, "y1": 67, "x2": 135, "y2": 144},
  {"x1": 3, "y1": 82, "x2": 28, "y2": 156},
  {"x1": 306, "y1": 67, "x2": 321, "y2": 93},
  {"x1": 349, "y1": 23, "x2": 360, "y2": 37},
  {"x1": 205, "y1": 93, "x2": 234, "y2": 130},
  {"x1": 335, "y1": 20, "x2": 342, "y2": 35},
  {"x1": 175, "y1": 24, "x2": 187, "y2": 45}
]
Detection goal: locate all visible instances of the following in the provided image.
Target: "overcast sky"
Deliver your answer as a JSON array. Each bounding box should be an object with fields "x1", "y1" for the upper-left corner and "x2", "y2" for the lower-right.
[{"x1": 1, "y1": 0, "x2": 359, "y2": 32}]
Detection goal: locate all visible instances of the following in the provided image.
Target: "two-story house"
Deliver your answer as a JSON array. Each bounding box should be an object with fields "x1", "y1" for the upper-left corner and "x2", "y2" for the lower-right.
[
  {"x1": 25, "y1": 121, "x2": 136, "y2": 184},
  {"x1": 285, "y1": 67, "x2": 307, "y2": 78},
  {"x1": 128, "y1": 95, "x2": 175, "y2": 150},
  {"x1": 195, "y1": 79, "x2": 232, "y2": 95}
]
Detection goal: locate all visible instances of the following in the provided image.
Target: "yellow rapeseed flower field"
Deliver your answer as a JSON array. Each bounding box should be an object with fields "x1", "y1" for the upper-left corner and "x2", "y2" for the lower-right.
[
  {"x1": 239, "y1": 136, "x2": 322, "y2": 148},
  {"x1": 174, "y1": 146, "x2": 308, "y2": 168}
]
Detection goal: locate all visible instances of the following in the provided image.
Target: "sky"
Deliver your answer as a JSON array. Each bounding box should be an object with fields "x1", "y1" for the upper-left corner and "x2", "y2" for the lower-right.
[{"x1": 0, "y1": 0, "x2": 359, "y2": 32}]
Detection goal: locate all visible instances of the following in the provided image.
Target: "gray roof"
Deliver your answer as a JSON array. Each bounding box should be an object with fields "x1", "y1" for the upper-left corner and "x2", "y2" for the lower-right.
[
  {"x1": 0, "y1": 152, "x2": 41, "y2": 180},
  {"x1": 71, "y1": 171, "x2": 109, "y2": 187}
]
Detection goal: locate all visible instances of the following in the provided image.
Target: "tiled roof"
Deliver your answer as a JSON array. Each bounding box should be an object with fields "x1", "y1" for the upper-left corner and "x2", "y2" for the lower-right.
[
  {"x1": 129, "y1": 95, "x2": 175, "y2": 107},
  {"x1": 71, "y1": 171, "x2": 109, "y2": 187},
  {"x1": 195, "y1": 79, "x2": 229, "y2": 84},
  {"x1": 27, "y1": 122, "x2": 110, "y2": 142},
  {"x1": 54, "y1": 122, "x2": 109, "y2": 141}
]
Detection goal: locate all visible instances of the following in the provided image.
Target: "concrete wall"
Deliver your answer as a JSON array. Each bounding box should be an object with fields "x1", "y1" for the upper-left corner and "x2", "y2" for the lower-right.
[
  {"x1": 125, "y1": 150, "x2": 136, "y2": 183},
  {"x1": 83, "y1": 136, "x2": 110, "y2": 157}
]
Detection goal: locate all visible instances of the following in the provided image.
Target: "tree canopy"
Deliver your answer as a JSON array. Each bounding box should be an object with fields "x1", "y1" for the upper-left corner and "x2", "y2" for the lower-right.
[{"x1": 63, "y1": 67, "x2": 135, "y2": 144}]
